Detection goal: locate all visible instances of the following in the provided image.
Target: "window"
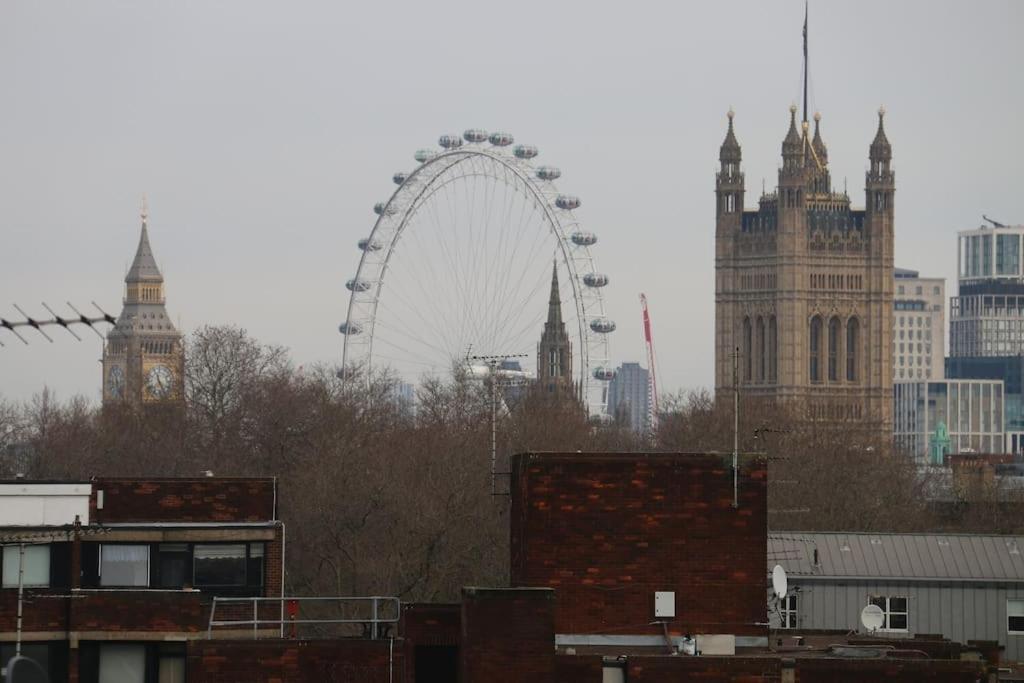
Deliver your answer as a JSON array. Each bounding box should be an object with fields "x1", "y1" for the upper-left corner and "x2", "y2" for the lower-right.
[
  {"x1": 869, "y1": 596, "x2": 908, "y2": 631},
  {"x1": 780, "y1": 594, "x2": 797, "y2": 628},
  {"x1": 756, "y1": 317, "x2": 766, "y2": 383},
  {"x1": 100, "y1": 545, "x2": 149, "y2": 587},
  {"x1": 847, "y1": 318, "x2": 860, "y2": 382},
  {"x1": 157, "y1": 543, "x2": 190, "y2": 589},
  {"x1": 809, "y1": 316, "x2": 822, "y2": 382},
  {"x1": 193, "y1": 544, "x2": 259, "y2": 588},
  {"x1": 2, "y1": 544, "x2": 50, "y2": 587},
  {"x1": 742, "y1": 317, "x2": 752, "y2": 383},
  {"x1": 768, "y1": 316, "x2": 778, "y2": 383},
  {"x1": 99, "y1": 644, "x2": 145, "y2": 683},
  {"x1": 827, "y1": 317, "x2": 840, "y2": 382},
  {"x1": 1009, "y1": 599, "x2": 1024, "y2": 634}
]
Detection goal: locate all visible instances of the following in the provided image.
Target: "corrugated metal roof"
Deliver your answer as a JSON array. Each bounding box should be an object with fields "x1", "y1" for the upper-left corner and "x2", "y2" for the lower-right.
[{"x1": 768, "y1": 532, "x2": 1024, "y2": 582}]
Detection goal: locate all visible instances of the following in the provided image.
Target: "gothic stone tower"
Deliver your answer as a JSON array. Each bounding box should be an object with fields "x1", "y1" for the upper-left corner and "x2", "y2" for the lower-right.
[
  {"x1": 102, "y1": 203, "x2": 185, "y2": 406},
  {"x1": 537, "y1": 262, "x2": 573, "y2": 394},
  {"x1": 714, "y1": 107, "x2": 894, "y2": 430}
]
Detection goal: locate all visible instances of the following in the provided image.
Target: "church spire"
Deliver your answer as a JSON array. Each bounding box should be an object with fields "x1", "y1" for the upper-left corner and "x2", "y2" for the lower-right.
[
  {"x1": 870, "y1": 106, "x2": 892, "y2": 162},
  {"x1": 126, "y1": 195, "x2": 163, "y2": 284},
  {"x1": 547, "y1": 260, "x2": 562, "y2": 327}
]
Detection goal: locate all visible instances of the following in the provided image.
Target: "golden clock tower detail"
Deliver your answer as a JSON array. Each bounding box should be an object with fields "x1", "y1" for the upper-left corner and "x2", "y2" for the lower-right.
[{"x1": 102, "y1": 200, "x2": 184, "y2": 406}]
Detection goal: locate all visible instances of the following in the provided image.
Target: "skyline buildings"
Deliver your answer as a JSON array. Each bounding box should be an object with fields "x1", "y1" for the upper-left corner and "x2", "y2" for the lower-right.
[
  {"x1": 893, "y1": 267, "x2": 945, "y2": 382},
  {"x1": 0, "y1": 3, "x2": 1021, "y2": 406},
  {"x1": 606, "y1": 361, "x2": 651, "y2": 433}
]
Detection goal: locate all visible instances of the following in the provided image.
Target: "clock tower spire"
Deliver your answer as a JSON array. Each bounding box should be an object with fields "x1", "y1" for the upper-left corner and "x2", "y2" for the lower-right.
[{"x1": 102, "y1": 199, "x2": 184, "y2": 406}]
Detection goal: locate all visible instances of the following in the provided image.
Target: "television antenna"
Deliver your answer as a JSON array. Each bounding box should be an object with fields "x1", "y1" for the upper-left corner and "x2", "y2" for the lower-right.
[
  {"x1": 1, "y1": 301, "x2": 115, "y2": 347},
  {"x1": 860, "y1": 604, "x2": 885, "y2": 632}
]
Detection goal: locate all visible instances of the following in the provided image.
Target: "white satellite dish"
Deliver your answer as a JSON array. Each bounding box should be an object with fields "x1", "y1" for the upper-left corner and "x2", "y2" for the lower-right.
[
  {"x1": 860, "y1": 604, "x2": 885, "y2": 632},
  {"x1": 771, "y1": 564, "x2": 788, "y2": 600}
]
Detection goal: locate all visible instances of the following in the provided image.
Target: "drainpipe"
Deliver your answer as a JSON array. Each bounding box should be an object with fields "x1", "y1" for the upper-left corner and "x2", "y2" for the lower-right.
[{"x1": 16, "y1": 543, "x2": 25, "y2": 657}]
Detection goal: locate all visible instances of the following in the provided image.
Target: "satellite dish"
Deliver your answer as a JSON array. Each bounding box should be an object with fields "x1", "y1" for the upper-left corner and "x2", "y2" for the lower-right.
[
  {"x1": 771, "y1": 565, "x2": 788, "y2": 600},
  {"x1": 860, "y1": 604, "x2": 885, "y2": 632},
  {"x1": 5, "y1": 655, "x2": 50, "y2": 683}
]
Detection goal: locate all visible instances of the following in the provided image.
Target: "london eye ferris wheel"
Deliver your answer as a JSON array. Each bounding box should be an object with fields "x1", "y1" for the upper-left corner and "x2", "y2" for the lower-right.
[{"x1": 339, "y1": 129, "x2": 615, "y2": 415}]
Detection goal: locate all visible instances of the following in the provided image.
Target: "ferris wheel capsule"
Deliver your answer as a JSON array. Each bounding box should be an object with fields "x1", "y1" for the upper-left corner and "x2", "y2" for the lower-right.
[
  {"x1": 374, "y1": 201, "x2": 396, "y2": 216},
  {"x1": 358, "y1": 237, "x2": 383, "y2": 252},
  {"x1": 338, "y1": 321, "x2": 362, "y2": 335},
  {"x1": 536, "y1": 166, "x2": 561, "y2": 181},
  {"x1": 570, "y1": 231, "x2": 597, "y2": 246},
  {"x1": 488, "y1": 132, "x2": 514, "y2": 147},
  {"x1": 414, "y1": 149, "x2": 437, "y2": 163},
  {"x1": 593, "y1": 366, "x2": 617, "y2": 381},
  {"x1": 582, "y1": 273, "x2": 609, "y2": 288},
  {"x1": 513, "y1": 144, "x2": 538, "y2": 159},
  {"x1": 463, "y1": 128, "x2": 488, "y2": 143},
  {"x1": 589, "y1": 317, "x2": 616, "y2": 334},
  {"x1": 556, "y1": 195, "x2": 581, "y2": 210},
  {"x1": 439, "y1": 134, "x2": 463, "y2": 149},
  {"x1": 393, "y1": 172, "x2": 409, "y2": 185},
  {"x1": 346, "y1": 278, "x2": 371, "y2": 292}
]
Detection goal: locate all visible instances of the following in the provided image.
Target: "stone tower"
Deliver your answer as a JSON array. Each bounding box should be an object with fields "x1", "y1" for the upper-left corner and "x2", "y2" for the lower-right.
[
  {"x1": 714, "y1": 106, "x2": 894, "y2": 430},
  {"x1": 536, "y1": 262, "x2": 573, "y2": 394},
  {"x1": 101, "y1": 201, "x2": 185, "y2": 406}
]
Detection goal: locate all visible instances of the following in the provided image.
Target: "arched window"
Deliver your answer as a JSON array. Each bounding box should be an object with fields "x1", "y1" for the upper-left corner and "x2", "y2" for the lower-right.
[
  {"x1": 847, "y1": 317, "x2": 860, "y2": 382},
  {"x1": 809, "y1": 316, "x2": 822, "y2": 383},
  {"x1": 828, "y1": 316, "x2": 841, "y2": 382},
  {"x1": 742, "y1": 317, "x2": 752, "y2": 383},
  {"x1": 768, "y1": 316, "x2": 778, "y2": 383},
  {"x1": 756, "y1": 317, "x2": 766, "y2": 383}
]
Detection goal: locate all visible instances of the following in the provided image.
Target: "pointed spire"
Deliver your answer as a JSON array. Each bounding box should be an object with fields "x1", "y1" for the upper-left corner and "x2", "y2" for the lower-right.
[
  {"x1": 870, "y1": 106, "x2": 892, "y2": 160},
  {"x1": 811, "y1": 111, "x2": 829, "y2": 164},
  {"x1": 126, "y1": 196, "x2": 163, "y2": 283},
  {"x1": 547, "y1": 260, "x2": 562, "y2": 327},
  {"x1": 782, "y1": 104, "x2": 802, "y2": 158},
  {"x1": 719, "y1": 108, "x2": 741, "y2": 162}
]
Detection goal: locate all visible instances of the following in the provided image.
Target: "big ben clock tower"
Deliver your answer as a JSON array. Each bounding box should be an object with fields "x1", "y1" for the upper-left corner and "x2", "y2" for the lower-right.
[{"x1": 102, "y1": 200, "x2": 184, "y2": 406}]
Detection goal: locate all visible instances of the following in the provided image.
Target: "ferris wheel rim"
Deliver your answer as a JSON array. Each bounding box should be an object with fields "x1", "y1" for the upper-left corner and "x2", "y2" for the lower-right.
[{"x1": 342, "y1": 137, "x2": 612, "y2": 413}]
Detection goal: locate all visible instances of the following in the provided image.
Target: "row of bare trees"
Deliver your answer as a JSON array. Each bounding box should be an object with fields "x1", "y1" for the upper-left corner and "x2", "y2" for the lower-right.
[{"x1": 1, "y1": 325, "x2": 1021, "y2": 602}]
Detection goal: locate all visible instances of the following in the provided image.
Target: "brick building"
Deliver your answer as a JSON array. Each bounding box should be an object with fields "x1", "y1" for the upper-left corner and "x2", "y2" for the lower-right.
[
  {"x1": 0, "y1": 477, "x2": 283, "y2": 682},
  {"x1": 2, "y1": 461, "x2": 1000, "y2": 682}
]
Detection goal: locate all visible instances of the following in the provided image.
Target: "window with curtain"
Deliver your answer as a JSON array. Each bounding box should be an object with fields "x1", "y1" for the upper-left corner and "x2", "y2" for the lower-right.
[
  {"x1": 1009, "y1": 599, "x2": 1024, "y2": 634},
  {"x1": 194, "y1": 544, "x2": 248, "y2": 587},
  {"x1": 99, "y1": 644, "x2": 145, "y2": 683},
  {"x1": 2, "y1": 544, "x2": 50, "y2": 587},
  {"x1": 100, "y1": 545, "x2": 149, "y2": 587}
]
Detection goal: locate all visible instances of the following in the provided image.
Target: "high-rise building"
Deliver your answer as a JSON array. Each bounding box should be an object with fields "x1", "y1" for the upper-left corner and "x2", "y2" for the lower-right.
[
  {"x1": 714, "y1": 106, "x2": 895, "y2": 428},
  {"x1": 894, "y1": 379, "x2": 1005, "y2": 461},
  {"x1": 606, "y1": 362, "x2": 650, "y2": 433},
  {"x1": 101, "y1": 202, "x2": 184, "y2": 406},
  {"x1": 536, "y1": 262, "x2": 572, "y2": 395},
  {"x1": 893, "y1": 268, "x2": 945, "y2": 381},
  {"x1": 946, "y1": 221, "x2": 1024, "y2": 452}
]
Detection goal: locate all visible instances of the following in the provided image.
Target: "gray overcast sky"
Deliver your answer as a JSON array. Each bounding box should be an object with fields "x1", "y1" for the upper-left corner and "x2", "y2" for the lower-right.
[{"x1": 2, "y1": 0, "x2": 1022, "y2": 403}]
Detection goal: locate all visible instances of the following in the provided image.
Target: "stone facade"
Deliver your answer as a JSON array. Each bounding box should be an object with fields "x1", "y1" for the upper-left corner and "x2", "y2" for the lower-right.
[
  {"x1": 715, "y1": 107, "x2": 894, "y2": 430},
  {"x1": 101, "y1": 201, "x2": 184, "y2": 407}
]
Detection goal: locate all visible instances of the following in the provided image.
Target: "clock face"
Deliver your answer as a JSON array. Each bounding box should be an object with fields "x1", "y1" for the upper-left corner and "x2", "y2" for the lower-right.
[
  {"x1": 107, "y1": 366, "x2": 125, "y2": 398},
  {"x1": 146, "y1": 365, "x2": 174, "y2": 399}
]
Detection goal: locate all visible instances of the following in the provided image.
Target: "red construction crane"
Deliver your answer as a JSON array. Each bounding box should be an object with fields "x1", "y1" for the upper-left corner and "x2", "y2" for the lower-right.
[{"x1": 640, "y1": 293, "x2": 659, "y2": 430}]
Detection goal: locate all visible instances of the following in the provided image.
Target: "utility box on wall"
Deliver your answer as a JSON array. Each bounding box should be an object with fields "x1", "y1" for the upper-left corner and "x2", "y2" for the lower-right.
[{"x1": 654, "y1": 591, "x2": 675, "y2": 618}]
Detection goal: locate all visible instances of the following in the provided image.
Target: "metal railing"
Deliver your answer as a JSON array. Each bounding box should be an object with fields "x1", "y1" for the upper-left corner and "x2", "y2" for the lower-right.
[{"x1": 206, "y1": 596, "x2": 400, "y2": 640}]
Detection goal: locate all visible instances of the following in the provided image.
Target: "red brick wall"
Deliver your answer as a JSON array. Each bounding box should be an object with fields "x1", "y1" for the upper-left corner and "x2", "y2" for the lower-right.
[
  {"x1": 70, "y1": 590, "x2": 207, "y2": 632},
  {"x1": 90, "y1": 478, "x2": 276, "y2": 523},
  {"x1": 0, "y1": 589, "x2": 68, "y2": 631},
  {"x1": 400, "y1": 603, "x2": 460, "y2": 683},
  {"x1": 794, "y1": 658, "x2": 986, "y2": 683},
  {"x1": 555, "y1": 654, "x2": 603, "y2": 682},
  {"x1": 511, "y1": 452, "x2": 768, "y2": 638},
  {"x1": 186, "y1": 639, "x2": 402, "y2": 683},
  {"x1": 460, "y1": 587, "x2": 555, "y2": 683}
]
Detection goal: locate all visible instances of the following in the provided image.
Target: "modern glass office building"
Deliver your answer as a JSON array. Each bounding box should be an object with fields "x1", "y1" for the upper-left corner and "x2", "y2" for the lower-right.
[
  {"x1": 894, "y1": 379, "x2": 1004, "y2": 461},
  {"x1": 952, "y1": 225, "x2": 1024, "y2": 357}
]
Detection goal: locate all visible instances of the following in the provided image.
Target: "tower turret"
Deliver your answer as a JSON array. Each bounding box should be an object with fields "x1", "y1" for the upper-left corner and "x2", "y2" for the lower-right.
[
  {"x1": 716, "y1": 109, "x2": 744, "y2": 219},
  {"x1": 866, "y1": 107, "x2": 894, "y2": 216}
]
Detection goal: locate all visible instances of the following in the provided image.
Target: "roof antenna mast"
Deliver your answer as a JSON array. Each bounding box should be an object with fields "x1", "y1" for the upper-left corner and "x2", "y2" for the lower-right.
[{"x1": 802, "y1": 1, "x2": 809, "y2": 125}]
